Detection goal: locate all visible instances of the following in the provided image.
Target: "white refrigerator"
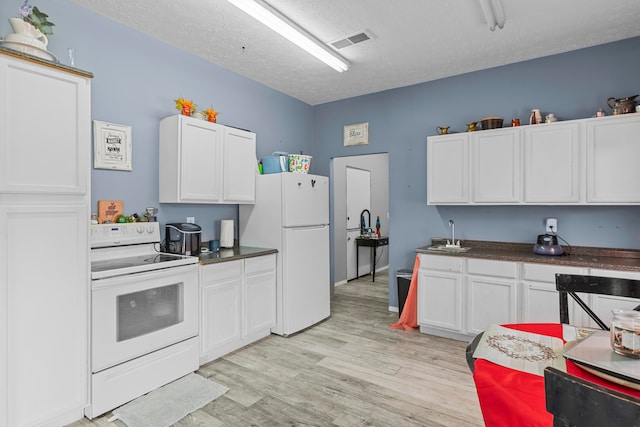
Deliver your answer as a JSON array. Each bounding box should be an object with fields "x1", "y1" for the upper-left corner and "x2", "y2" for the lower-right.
[{"x1": 239, "y1": 173, "x2": 330, "y2": 336}]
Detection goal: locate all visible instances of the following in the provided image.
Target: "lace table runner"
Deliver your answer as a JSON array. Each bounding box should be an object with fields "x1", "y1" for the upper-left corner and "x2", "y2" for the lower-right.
[{"x1": 473, "y1": 324, "x2": 566, "y2": 376}]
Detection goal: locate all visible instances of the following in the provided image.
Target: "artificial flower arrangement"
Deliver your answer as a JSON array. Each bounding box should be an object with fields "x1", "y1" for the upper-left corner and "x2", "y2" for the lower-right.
[
  {"x1": 17, "y1": 0, "x2": 54, "y2": 35},
  {"x1": 174, "y1": 97, "x2": 195, "y2": 116},
  {"x1": 174, "y1": 97, "x2": 220, "y2": 122},
  {"x1": 203, "y1": 108, "x2": 219, "y2": 123}
]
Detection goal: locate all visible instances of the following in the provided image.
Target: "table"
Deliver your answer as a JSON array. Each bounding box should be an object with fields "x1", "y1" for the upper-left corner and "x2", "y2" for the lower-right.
[
  {"x1": 355, "y1": 236, "x2": 388, "y2": 282},
  {"x1": 468, "y1": 323, "x2": 640, "y2": 427}
]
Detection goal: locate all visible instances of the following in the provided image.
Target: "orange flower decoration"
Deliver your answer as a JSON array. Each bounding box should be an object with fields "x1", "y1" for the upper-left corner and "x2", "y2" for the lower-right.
[
  {"x1": 174, "y1": 98, "x2": 195, "y2": 115},
  {"x1": 203, "y1": 108, "x2": 219, "y2": 123}
]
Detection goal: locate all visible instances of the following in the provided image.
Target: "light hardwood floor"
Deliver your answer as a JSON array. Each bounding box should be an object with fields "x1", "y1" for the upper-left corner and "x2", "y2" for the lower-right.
[{"x1": 70, "y1": 270, "x2": 484, "y2": 426}]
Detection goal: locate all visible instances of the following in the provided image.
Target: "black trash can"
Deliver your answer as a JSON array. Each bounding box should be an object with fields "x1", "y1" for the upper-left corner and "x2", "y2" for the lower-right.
[{"x1": 396, "y1": 269, "x2": 413, "y2": 317}]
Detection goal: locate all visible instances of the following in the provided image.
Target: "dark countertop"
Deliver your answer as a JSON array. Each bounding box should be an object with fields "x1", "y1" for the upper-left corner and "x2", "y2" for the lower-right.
[
  {"x1": 416, "y1": 239, "x2": 640, "y2": 273},
  {"x1": 199, "y1": 246, "x2": 277, "y2": 265}
]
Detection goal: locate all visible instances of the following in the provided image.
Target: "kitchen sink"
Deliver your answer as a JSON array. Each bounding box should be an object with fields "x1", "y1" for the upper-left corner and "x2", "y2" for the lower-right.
[{"x1": 425, "y1": 245, "x2": 471, "y2": 253}]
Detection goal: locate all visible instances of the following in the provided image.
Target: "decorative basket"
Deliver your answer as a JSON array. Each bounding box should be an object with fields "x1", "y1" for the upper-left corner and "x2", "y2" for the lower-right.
[{"x1": 288, "y1": 154, "x2": 312, "y2": 174}]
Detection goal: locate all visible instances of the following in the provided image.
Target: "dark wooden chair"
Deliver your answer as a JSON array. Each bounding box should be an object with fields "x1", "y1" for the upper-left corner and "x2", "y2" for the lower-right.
[
  {"x1": 549, "y1": 274, "x2": 640, "y2": 426},
  {"x1": 544, "y1": 367, "x2": 640, "y2": 427},
  {"x1": 555, "y1": 273, "x2": 640, "y2": 330}
]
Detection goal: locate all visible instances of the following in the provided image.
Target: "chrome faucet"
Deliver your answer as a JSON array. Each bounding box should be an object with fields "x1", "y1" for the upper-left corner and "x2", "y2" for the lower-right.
[
  {"x1": 449, "y1": 219, "x2": 455, "y2": 244},
  {"x1": 360, "y1": 209, "x2": 371, "y2": 235},
  {"x1": 448, "y1": 219, "x2": 460, "y2": 247}
]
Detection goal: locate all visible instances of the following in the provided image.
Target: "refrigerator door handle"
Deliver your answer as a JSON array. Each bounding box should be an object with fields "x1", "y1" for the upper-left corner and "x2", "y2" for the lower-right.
[{"x1": 284, "y1": 224, "x2": 329, "y2": 230}]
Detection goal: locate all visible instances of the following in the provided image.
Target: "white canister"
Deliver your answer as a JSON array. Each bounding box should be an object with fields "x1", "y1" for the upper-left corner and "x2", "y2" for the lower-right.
[{"x1": 220, "y1": 219, "x2": 234, "y2": 248}]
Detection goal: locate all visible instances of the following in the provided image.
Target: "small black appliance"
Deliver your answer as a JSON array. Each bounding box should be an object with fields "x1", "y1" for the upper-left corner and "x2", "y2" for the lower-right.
[
  {"x1": 166, "y1": 223, "x2": 202, "y2": 256},
  {"x1": 533, "y1": 234, "x2": 563, "y2": 256}
]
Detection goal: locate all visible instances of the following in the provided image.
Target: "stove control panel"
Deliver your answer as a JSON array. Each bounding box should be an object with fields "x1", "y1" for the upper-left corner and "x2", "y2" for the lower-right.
[{"x1": 91, "y1": 222, "x2": 160, "y2": 248}]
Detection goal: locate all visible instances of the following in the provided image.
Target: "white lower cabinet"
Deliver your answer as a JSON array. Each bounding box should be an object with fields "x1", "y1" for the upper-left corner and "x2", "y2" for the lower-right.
[
  {"x1": 466, "y1": 259, "x2": 518, "y2": 336},
  {"x1": 584, "y1": 269, "x2": 640, "y2": 329},
  {"x1": 199, "y1": 254, "x2": 276, "y2": 364},
  {"x1": 1, "y1": 205, "x2": 89, "y2": 427},
  {"x1": 417, "y1": 254, "x2": 466, "y2": 339},
  {"x1": 418, "y1": 253, "x2": 640, "y2": 341},
  {"x1": 520, "y1": 263, "x2": 586, "y2": 323},
  {"x1": 244, "y1": 255, "x2": 277, "y2": 336}
]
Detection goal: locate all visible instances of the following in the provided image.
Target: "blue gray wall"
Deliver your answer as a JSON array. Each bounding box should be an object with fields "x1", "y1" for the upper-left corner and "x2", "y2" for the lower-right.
[
  {"x1": 4, "y1": 1, "x2": 639, "y2": 307},
  {"x1": 313, "y1": 38, "x2": 640, "y2": 306}
]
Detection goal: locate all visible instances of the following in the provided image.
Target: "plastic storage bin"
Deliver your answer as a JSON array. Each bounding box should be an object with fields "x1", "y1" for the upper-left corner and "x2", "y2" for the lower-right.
[
  {"x1": 261, "y1": 152, "x2": 288, "y2": 174},
  {"x1": 396, "y1": 269, "x2": 413, "y2": 317}
]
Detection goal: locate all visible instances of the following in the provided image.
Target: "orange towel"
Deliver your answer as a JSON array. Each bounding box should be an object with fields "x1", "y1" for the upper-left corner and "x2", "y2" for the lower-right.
[{"x1": 389, "y1": 255, "x2": 420, "y2": 330}]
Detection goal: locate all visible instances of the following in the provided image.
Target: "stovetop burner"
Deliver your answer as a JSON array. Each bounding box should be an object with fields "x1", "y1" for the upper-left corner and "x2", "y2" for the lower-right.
[{"x1": 90, "y1": 222, "x2": 200, "y2": 280}]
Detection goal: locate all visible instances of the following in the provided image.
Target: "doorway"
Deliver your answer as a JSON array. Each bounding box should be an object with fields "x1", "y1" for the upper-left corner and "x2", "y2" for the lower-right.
[{"x1": 331, "y1": 153, "x2": 389, "y2": 287}]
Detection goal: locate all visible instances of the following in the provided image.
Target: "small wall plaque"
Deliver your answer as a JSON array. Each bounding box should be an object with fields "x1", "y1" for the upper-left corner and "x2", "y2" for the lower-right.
[
  {"x1": 93, "y1": 120, "x2": 132, "y2": 171},
  {"x1": 344, "y1": 122, "x2": 369, "y2": 146}
]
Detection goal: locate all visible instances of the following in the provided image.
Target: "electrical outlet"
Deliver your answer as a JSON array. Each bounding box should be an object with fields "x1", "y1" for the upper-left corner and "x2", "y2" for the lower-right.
[
  {"x1": 186, "y1": 217, "x2": 195, "y2": 224},
  {"x1": 545, "y1": 218, "x2": 557, "y2": 233}
]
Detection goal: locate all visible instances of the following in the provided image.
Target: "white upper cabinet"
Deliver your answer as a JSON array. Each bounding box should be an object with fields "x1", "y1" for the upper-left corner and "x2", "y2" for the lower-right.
[
  {"x1": 427, "y1": 133, "x2": 468, "y2": 204},
  {"x1": 427, "y1": 113, "x2": 640, "y2": 205},
  {"x1": 159, "y1": 115, "x2": 256, "y2": 204},
  {"x1": 0, "y1": 56, "x2": 90, "y2": 194},
  {"x1": 523, "y1": 122, "x2": 582, "y2": 203},
  {"x1": 471, "y1": 128, "x2": 521, "y2": 203},
  {"x1": 586, "y1": 114, "x2": 640, "y2": 203},
  {"x1": 223, "y1": 126, "x2": 257, "y2": 203}
]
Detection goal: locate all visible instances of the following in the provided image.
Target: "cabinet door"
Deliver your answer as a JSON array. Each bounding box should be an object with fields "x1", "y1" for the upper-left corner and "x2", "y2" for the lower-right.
[
  {"x1": 222, "y1": 127, "x2": 256, "y2": 203},
  {"x1": 200, "y1": 262, "x2": 242, "y2": 355},
  {"x1": 466, "y1": 276, "x2": 518, "y2": 335},
  {"x1": 524, "y1": 122, "x2": 582, "y2": 203},
  {"x1": 0, "y1": 204, "x2": 88, "y2": 427},
  {"x1": 0, "y1": 56, "x2": 90, "y2": 194},
  {"x1": 180, "y1": 119, "x2": 224, "y2": 202},
  {"x1": 427, "y1": 134, "x2": 469, "y2": 204},
  {"x1": 244, "y1": 255, "x2": 276, "y2": 336},
  {"x1": 586, "y1": 115, "x2": 640, "y2": 203},
  {"x1": 417, "y1": 270, "x2": 464, "y2": 332},
  {"x1": 586, "y1": 269, "x2": 640, "y2": 329},
  {"x1": 471, "y1": 129, "x2": 521, "y2": 203},
  {"x1": 521, "y1": 264, "x2": 586, "y2": 323}
]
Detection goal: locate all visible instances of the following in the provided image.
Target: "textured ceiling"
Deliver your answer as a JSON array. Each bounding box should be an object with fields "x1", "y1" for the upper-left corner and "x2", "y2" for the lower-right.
[{"x1": 72, "y1": 0, "x2": 640, "y2": 105}]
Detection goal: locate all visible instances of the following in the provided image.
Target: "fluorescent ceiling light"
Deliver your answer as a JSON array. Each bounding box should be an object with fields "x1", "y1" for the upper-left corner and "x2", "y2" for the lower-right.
[
  {"x1": 227, "y1": 0, "x2": 350, "y2": 72},
  {"x1": 479, "y1": 0, "x2": 506, "y2": 31}
]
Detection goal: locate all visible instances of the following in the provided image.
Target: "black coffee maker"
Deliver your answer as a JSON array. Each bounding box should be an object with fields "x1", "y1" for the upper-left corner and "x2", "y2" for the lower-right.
[{"x1": 165, "y1": 223, "x2": 202, "y2": 256}]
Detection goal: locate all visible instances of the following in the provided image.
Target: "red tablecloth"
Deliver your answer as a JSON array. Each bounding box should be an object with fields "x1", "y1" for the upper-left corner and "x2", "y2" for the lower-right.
[{"x1": 473, "y1": 323, "x2": 640, "y2": 427}]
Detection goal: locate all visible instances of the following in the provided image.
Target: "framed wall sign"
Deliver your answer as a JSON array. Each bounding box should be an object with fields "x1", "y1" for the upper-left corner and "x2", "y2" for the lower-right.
[
  {"x1": 93, "y1": 120, "x2": 132, "y2": 171},
  {"x1": 344, "y1": 122, "x2": 369, "y2": 146}
]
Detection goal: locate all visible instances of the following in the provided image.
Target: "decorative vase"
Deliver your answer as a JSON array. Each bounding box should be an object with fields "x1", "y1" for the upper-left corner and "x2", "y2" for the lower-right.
[
  {"x1": 207, "y1": 116, "x2": 216, "y2": 123},
  {"x1": 181, "y1": 105, "x2": 191, "y2": 116},
  {"x1": 8, "y1": 17, "x2": 48, "y2": 48}
]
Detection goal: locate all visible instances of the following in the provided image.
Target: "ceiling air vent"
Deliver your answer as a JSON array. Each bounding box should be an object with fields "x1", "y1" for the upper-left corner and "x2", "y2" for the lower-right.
[{"x1": 330, "y1": 30, "x2": 372, "y2": 50}]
